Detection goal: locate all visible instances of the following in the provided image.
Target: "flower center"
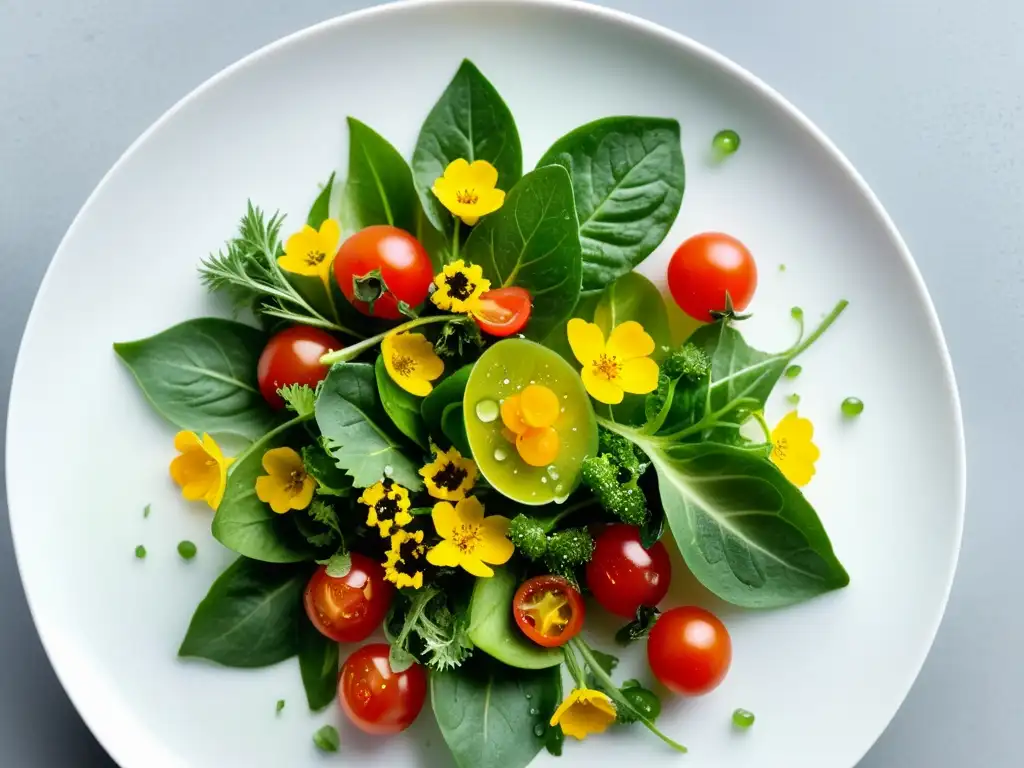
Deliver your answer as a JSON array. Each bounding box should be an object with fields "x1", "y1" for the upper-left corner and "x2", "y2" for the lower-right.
[
  {"x1": 375, "y1": 496, "x2": 400, "y2": 518},
  {"x1": 772, "y1": 438, "x2": 789, "y2": 461},
  {"x1": 286, "y1": 469, "x2": 306, "y2": 494},
  {"x1": 432, "y1": 462, "x2": 468, "y2": 492},
  {"x1": 392, "y1": 353, "x2": 416, "y2": 376},
  {"x1": 305, "y1": 250, "x2": 326, "y2": 266},
  {"x1": 592, "y1": 354, "x2": 621, "y2": 381},
  {"x1": 444, "y1": 272, "x2": 474, "y2": 301},
  {"x1": 455, "y1": 188, "x2": 479, "y2": 205},
  {"x1": 453, "y1": 523, "x2": 481, "y2": 553}
]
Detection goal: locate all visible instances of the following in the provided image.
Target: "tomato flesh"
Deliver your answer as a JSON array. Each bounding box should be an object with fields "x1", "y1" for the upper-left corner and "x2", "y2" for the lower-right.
[
  {"x1": 473, "y1": 287, "x2": 532, "y2": 336},
  {"x1": 667, "y1": 232, "x2": 757, "y2": 322},
  {"x1": 257, "y1": 326, "x2": 341, "y2": 409},
  {"x1": 339, "y1": 643, "x2": 427, "y2": 735},
  {"x1": 333, "y1": 225, "x2": 434, "y2": 320},
  {"x1": 513, "y1": 575, "x2": 585, "y2": 647},
  {"x1": 647, "y1": 606, "x2": 732, "y2": 696},
  {"x1": 303, "y1": 554, "x2": 393, "y2": 643},
  {"x1": 585, "y1": 524, "x2": 672, "y2": 618}
]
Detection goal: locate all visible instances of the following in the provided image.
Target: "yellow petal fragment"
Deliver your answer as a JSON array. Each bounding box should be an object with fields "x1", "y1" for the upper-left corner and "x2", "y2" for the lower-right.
[
  {"x1": 618, "y1": 357, "x2": 660, "y2": 394},
  {"x1": 581, "y1": 366, "x2": 624, "y2": 404},
  {"x1": 606, "y1": 320, "x2": 655, "y2": 361},
  {"x1": 566, "y1": 318, "x2": 606, "y2": 366}
]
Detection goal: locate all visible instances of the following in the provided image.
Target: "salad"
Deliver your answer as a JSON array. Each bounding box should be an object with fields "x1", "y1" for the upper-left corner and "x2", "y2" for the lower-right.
[{"x1": 114, "y1": 59, "x2": 852, "y2": 764}]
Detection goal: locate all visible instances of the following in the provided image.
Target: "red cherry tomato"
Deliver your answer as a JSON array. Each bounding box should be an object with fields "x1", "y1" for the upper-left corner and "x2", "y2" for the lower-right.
[
  {"x1": 585, "y1": 524, "x2": 672, "y2": 618},
  {"x1": 333, "y1": 225, "x2": 434, "y2": 320},
  {"x1": 303, "y1": 555, "x2": 394, "y2": 643},
  {"x1": 512, "y1": 575, "x2": 585, "y2": 648},
  {"x1": 256, "y1": 326, "x2": 341, "y2": 409},
  {"x1": 472, "y1": 287, "x2": 532, "y2": 336},
  {"x1": 647, "y1": 606, "x2": 732, "y2": 696},
  {"x1": 339, "y1": 643, "x2": 427, "y2": 735},
  {"x1": 667, "y1": 232, "x2": 757, "y2": 322}
]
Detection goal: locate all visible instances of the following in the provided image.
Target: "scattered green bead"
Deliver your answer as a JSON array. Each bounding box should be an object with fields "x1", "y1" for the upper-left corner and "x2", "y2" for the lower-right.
[
  {"x1": 790, "y1": 306, "x2": 803, "y2": 320},
  {"x1": 712, "y1": 129, "x2": 741, "y2": 156},
  {"x1": 784, "y1": 365, "x2": 802, "y2": 379},
  {"x1": 787, "y1": 393, "x2": 800, "y2": 405},
  {"x1": 275, "y1": 699, "x2": 285, "y2": 714},
  {"x1": 841, "y1": 397, "x2": 864, "y2": 417},
  {"x1": 733, "y1": 708, "x2": 756, "y2": 728},
  {"x1": 779, "y1": 264, "x2": 787, "y2": 272},
  {"x1": 143, "y1": 503, "x2": 151, "y2": 519},
  {"x1": 313, "y1": 725, "x2": 340, "y2": 752},
  {"x1": 134, "y1": 545, "x2": 146, "y2": 559},
  {"x1": 177, "y1": 540, "x2": 197, "y2": 560}
]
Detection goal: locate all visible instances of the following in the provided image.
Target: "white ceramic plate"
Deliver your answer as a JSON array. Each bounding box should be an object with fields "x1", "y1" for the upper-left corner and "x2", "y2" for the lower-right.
[{"x1": 6, "y1": 1, "x2": 965, "y2": 766}]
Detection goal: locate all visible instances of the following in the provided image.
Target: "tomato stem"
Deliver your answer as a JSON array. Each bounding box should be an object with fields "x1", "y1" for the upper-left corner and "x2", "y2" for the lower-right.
[{"x1": 319, "y1": 314, "x2": 471, "y2": 366}]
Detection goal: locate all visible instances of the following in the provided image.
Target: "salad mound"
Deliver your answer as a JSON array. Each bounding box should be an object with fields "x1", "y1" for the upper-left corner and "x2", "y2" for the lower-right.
[{"x1": 115, "y1": 58, "x2": 852, "y2": 763}]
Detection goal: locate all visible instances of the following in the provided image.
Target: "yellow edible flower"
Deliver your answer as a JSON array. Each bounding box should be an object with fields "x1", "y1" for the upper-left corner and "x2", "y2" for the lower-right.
[
  {"x1": 430, "y1": 260, "x2": 490, "y2": 314},
  {"x1": 169, "y1": 431, "x2": 232, "y2": 510},
  {"x1": 358, "y1": 479, "x2": 412, "y2": 537},
  {"x1": 431, "y1": 159, "x2": 505, "y2": 226},
  {"x1": 770, "y1": 410, "x2": 820, "y2": 487},
  {"x1": 420, "y1": 446, "x2": 478, "y2": 501},
  {"x1": 383, "y1": 528, "x2": 427, "y2": 590},
  {"x1": 426, "y1": 496, "x2": 513, "y2": 577},
  {"x1": 278, "y1": 219, "x2": 341, "y2": 286},
  {"x1": 382, "y1": 332, "x2": 445, "y2": 397},
  {"x1": 550, "y1": 688, "x2": 617, "y2": 740},
  {"x1": 567, "y1": 319, "x2": 660, "y2": 405},
  {"x1": 254, "y1": 447, "x2": 315, "y2": 514}
]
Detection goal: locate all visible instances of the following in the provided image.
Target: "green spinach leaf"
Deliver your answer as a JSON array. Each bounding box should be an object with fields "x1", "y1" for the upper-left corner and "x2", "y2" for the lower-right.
[
  {"x1": 537, "y1": 116, "x2": 684, "y2": 292},
  {"x1": 430, "y1": 657, "x2": 561, "y2": 768},
  {"x1": 374, "y1": 356, "x2": 429, "y2": 449},
  {"x1": 343, "y1": 118, "x2": 418, "y2": 233},
  {"x1": 315, "y1": 363, "x2": 423, "y2": 490},
  {"x1": 441, "y1": 402, "x2": 472, "y2": 457},
  {"x1": 412, "y1": 59, "x2": 522, "y2": 233},
  {"x1": 114, "y1": 318, "x2": 277, "y2": 441},
  {"x1": 467, "y1": 568, "x2": 562, "y2": 669},
  {"x1": 464, "y1": 165, "x2": 582, "y2": 340},
  {"x1": 298, "y1": 618, "x2": 339, "y2": 711},
  {"x1": 307, "y1": 172, "x2": 336, "y2": 228},
  {"x1": 421, "y1": 365, "x2": 473, "y2": 438},
  {"x1": 178, "y1": 557, "x2": 308, "y2": 667}
]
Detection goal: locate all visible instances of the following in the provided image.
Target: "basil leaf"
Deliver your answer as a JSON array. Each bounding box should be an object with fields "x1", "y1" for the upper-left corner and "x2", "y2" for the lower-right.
[
  {"x1": 465, "y1": 165, "x2": 582, "y2": 340},
  {"x1": 178, "y1": 558, "x2": 308, "y2": 667},
  {"x1": 421, "y1": 365, "x2": 473, "y2": 438},
  {"x1": 467, "y1": 568, "x2": 562, "y2": 670},
  {"x1": 114, "y1": 318, "x2": 277, "y2": 441},
  {"x1": 649, "y1": 442, "x2": 849, "y2": 608},
  {"x1": 374, "y1": 355, "x2": 429, "y2": 449},
  {"x1": 430, "y1": 657, "x2": 561, "y2": 768},
  {"x1": 298, "y1": 618, "x2": 339, "y2": 711},
  {"x1": 343, "y1": 117, "x2": 418, "y2": 233},
  {"x1": 306, "y1": 172, "x2": 336, "y2": 228},
  {"x1": 412, "y1": 59, "x2": 522, "y2": 233},
  {"x1": 538, "y1": 116, "x2": 684, "y2": 292},
  {"x1": 315, "y1": 363, "x2": 423, "y2": 490},
  {"x1": 212, "y1": 421, "x2": 313, "y2": 563}
]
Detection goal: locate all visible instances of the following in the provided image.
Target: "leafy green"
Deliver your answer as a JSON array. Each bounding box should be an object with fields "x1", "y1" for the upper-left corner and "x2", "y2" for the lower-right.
[
  {"x1": 278, "y1": 384, "x2": 318, "y2": 418},
  {"x1": 298, "y1": 618, "x2": 339, "y2": 711},
  {"x1": 464, "y1": 165, "x2": 582, "y2": 340},
  {"x1": 178, "y1": 558, "x2": 308, "y2": 667},
  {"x1": 212, "y1": 416, "x2": 314, "y2": 563},
  {"x1": 430, "y1": 657, "x2": 561, "y2": 768},
  {"x1": 306, "y1": 172, "x2": 335, "y2": 228},
  {"x1": 343, "y1": 117, "x2": 418, "y2": 233},
  {"x1": 467, "y1": 568, "x2": 562, "y2": 669},
  {"x1": 387, "y1": 585, "x2": 474, "y2": 671},
  {"x1": 579, "y1": 428, "x2": 650, "y2": 526},
  {"x1": 315, "y1": 362, "x2": 423, "y2": 490},
  {"x1": 113, "y1": 318, "x2": 277, "y2": 441},
  {"x1": 301, "y1": 444, "x2": 352, "y2": 497},
  {"x1": 615, "y1": 606, "x2": 660, "y2": 645},
  {"x1": 374, "y1": 355, "x2": 429, "y2": 449},
  {"x1": 441, "y1": 402, "x2": 472, "y2": 457},
  {"x1": 537, "y1": 116, "x2": 685, "y2": 292},
  {"x1": 312, "y1": 725, "x2": 340, "y2": 753},
  {"x1": 421, "y1": 365, "x2": 472, "y2": 438},
  {"x1": 412, "y1": 59, "x2": 522, "y2": 234},
  {"x1": 320, "y1": 551, "x2": 351, "y2": 578}
]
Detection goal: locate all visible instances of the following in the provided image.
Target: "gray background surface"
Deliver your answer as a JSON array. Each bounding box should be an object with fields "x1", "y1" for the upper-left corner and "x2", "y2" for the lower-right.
[{"x1": 0, "y1": 0, "x2": 1014, "y2": 765}]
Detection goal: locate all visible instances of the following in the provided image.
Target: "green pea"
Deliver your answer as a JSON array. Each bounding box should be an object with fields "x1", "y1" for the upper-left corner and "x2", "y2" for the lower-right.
[
  {"x1": 733, "y1": 708, "x2": 756, "y2": 728},
  {"x1": 841, "y1": 397, "x2": 864, "y2": 417},
  {"x1": 784, "y1": 365, "x2": 802, "y2": 379},
  {"x1": 134, "y1": 545, "x2": 146, "y2": 559},
  {"x1": 712, "y1": 129, "x2": 741, "y2": 157},
  {"x1": 787, "y1": 393, "x2": 800, "y2": 405},
  {"x1": 177, "y1": 540, "x2": 197, "y2": 560}
]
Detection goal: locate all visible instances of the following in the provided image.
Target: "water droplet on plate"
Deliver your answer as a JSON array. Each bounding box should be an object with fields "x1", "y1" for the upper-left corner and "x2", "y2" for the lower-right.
[
  {"x1": 493, "y1": 448, "x2": 508, "y2": 462},
  {"x1": 503, "y1": 378, "x2": 510, "y2": 385},
  {"x1": 555, "y1": 484, "x2": 564, "y2": 494},
  {"x1": 540, "y1": 477, "x2": 548, "y2": 484},
  {"x1": 475, "y1": 399, "x2": 499, "y2": 423},
  {"x1": 547, "y1": 466, "x2": 560, "y2": 481}
]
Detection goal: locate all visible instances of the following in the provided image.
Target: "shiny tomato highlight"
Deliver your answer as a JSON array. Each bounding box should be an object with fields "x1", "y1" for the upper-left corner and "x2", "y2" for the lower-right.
[{"x1": 303, "y1": 554, "x2": 394, "y2": 643}]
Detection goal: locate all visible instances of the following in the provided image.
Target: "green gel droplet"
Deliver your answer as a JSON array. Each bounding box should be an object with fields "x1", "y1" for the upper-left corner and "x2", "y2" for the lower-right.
[
  {"x1": 790, "y1": 306, "x2": 804, "y2": 320},
  {"x1": 841, "y1": 397, "x2": 864, "y2": 417},
  {"x1": 787, "y1": 393, "x2": 801, "y2": 405},
  {"x1": 779, "y1": 264, "x2": 787, "y2": 272},
  {"x1": 475, "y1": 399, "x2": 499, "y2": 423},
  {"x1": 712, "y1": 129, "x2": 741, "y2": 156},
  {"x1": 177, "y1": 540, "x2": 197, "y2": 560},
  {"x1": 733, "y1": 708, "x2": 756, "y2": 728},
  {"x1": 784, "y1": 365, "x2": 802, "y2": 379},
  {"x1": 134, "y1": 545, "x2": 146, "y2": 559}
]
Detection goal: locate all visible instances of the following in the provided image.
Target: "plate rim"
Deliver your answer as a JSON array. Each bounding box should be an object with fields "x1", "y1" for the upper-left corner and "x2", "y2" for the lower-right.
[{"x1": 6, "y1": 1, "x2": 967, "y2": 766}]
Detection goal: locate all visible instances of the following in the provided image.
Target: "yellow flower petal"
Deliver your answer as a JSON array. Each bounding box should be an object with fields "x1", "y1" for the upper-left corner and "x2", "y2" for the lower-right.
[
  {"x1": 261, "y1": 446, "x2": 302, "y2": 476},
  {"x1": 170, "y1": 431, "x2": 229, "y2": 510},
  {"x1": 280, "y1": 226, "x2": 333, "y2": 277},
  {"x1": 431, "y1": 501, "x2": 459, "y2": 540},
  {"x1": 255, "y1": 476, "x2": 290, "y2": 514},
  {"x1": 316, "y1": 218, "x2": 341, "y2": 253},
  {"x1": 581, "y1": 366, "x2": 624, "y2": 404},
  {"x1": 453, "y1": 496, "x2": 486, "y2": 526},
  {"x1": 618, "y1": 357, "x2": 660, "y2": 394},
  {"x1": 431, "y1": 159, "x2": 504, "y2": 226},
  {"x1": 466, "y1": 159, "x2": 499, "y2": 188},
  {"x1": 426, "y1": 539, "x2": 463, "y2": 568},
  {"x1": 550, "y1": 689, "x2": 617, "y2": 740},
  {"x1": 606, "y1": 321, "x2": 655, "y2": 361},
  {"x1": 459, "y1": 555, "x2": 495, "y2": 578},
  {"x1": 173, "y1": 430, "x2": 201, "y2": 453},
  {"x1": 292, "y1": 476, "x2": 316, "y2": 511},
  {"x1": 477, "y1": 516, "x2": 514, "y2": 564},
  {"x1": 443, "y1": 158, "x2": 471, "y2": 180},
  {"x1": 567, "y1": 319, "x2": 606, "y2": 366}
]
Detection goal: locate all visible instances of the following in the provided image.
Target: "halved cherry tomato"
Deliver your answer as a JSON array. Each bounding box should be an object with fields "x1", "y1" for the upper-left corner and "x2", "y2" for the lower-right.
[
  {"x1": 513, "y1": 575, "x2": 585, "y2": 647},
  {"x1": 647, "y1": 606, "x2": 732, "y2": 696},
  {"x1": 257, "y1": 325, "x2": 341, "y2": 409},
  {"x1": 303, "y1": 554, "x2": 394, "y2": 643},
  {"x1": 472, "y1": 287, "x2": 532, "y2": 336},
  {"x1": 339, "y1": 643, "x2": 427, "y2": 735},
  {"x1": 333, "y1": 225, "x2": 434, "y2": 320},
  {"x1": 586, "y1": 524, "x2": 671, "y2": 618},
  {"x1": 667, "y1": 232, "x2": 757, "y2": 321}
]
